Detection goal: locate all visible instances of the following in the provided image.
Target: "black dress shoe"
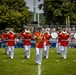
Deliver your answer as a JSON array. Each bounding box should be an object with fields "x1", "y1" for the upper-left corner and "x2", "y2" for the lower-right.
[
  {"x1": 9, "y1": 57, "x2": 11, "y2": 58},
  {"x1": 36, "y1": 63, "x2": 38, "y2": 65},
  {"x1": 44, "y1": 56, "x2": 46, "y2": 58},
  {"x1": 25, "y1": 56, "x2": 27, "y2": 58},
  {"x1": 5, "y1": 53, "x2": 7, "y2": 54},
  {"x1": 62, "y1": 57, "x2": 64, "y2": 58},
  {"x1": 36, "y1": 63, "x2": 41, "y2": 65},
  {"x1": 57, "y1": 53, "x2": 60, "y2": 54}
]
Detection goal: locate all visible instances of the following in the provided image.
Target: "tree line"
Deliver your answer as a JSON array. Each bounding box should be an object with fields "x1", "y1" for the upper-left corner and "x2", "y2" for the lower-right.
[
  {"x1": 39, "y1": 0, "x2": 76, "y2": 25},
  {"x1": 0, "y1": 0, "x2": 32, "y2": 32},
  {"x1": 0, "y1": 0, "x2": 76, "y2": 33}
]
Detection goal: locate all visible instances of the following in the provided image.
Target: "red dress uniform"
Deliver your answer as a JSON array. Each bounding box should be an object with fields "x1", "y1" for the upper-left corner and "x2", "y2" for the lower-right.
[
  {"x1": 1, "y1": 33, "x2": 8, "y2": 48},
  {"x1": 1, "y1": 33, "x2": 7, "y2": 39},
  {"x1": 20, "y1": 30, "x2": 25, "y2": 37},
  {"x1": 6, "y1": 33, "x2": 16, "y2": 46},
  {"x1": 43, "y1": 32, "x2": 51, "y2": 59},
  {"x1": 43, "y1": 33, "x2": 51, "y2": 46},
  {"x1": 2, "y1": 32, "x2": 16, "y2": 59},
  {"x1": 2, "y1": 32, "x2": 16, "y2": 46},
  {"x1": 20, "y1": 32, "x2": 32, "y2": 46},
  {"x1": 34, "y1": 32, "x2": 44, "y2": 48},
  {"x1": 59, "y1": 32, "x2": 70, "y2": 46}
]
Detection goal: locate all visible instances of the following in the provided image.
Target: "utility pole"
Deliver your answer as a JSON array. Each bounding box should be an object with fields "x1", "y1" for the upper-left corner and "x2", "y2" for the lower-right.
[
  {"x1": 66, "y1": 16, "x2": 70, "y2": 32},
  {"x1": 33, "y1": 0, "x2": 36, "y2": 21},
  {"x1": 38, "y1": 0, "x2": 40, "y2": 26}
]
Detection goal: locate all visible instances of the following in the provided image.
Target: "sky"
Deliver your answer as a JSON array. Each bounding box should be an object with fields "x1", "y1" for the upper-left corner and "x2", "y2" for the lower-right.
[{"x1": 24, "y1": 0, "x2": 43, "y2": 13}]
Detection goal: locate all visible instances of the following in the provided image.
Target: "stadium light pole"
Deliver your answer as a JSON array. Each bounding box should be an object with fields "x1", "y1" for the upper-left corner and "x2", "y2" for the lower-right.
[
  {"x1": 38, "y1": 0, "x2": 40, "y2": 26},
  {"x1": 66, "y1": 17, "x2": 68, "y2": 31},
  {"x1": 33, "y1": 0, "x2": 36, "y2": 21},
  {"x1": 68, "y1": 16, "x2": 70, "y2": 32}
]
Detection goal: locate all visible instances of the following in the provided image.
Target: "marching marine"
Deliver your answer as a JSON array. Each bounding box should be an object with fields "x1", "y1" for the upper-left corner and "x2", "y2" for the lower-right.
[
  {"x1": 59, "y1": 28, "x2": 70, "y2": 59},
  {"x1": 33, "y1": 26, "x2": 44, "y2": 65},
  {"x1": 1, "y1": 28, "x2": 9, "y2": 55},
  {"x1": 43, "y1": 29, "x2": 52, "y2": 59},
  {"x1": 20, "y1": 26, "x2": 32, "y2": 58},
  {"x1": 2, "y1": 28, "x2": 17, "y2": 59}
]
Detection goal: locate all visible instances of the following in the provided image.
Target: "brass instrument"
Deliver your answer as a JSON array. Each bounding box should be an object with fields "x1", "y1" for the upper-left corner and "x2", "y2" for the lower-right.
[{"x1": 36, "y1": 32, "x2": 43, "y2": 46}]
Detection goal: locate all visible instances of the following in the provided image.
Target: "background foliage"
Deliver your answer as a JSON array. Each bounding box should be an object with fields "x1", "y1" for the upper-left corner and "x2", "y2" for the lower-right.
[
  {"x1": 39, "y1": 0, "x2": 76, "y2": 25},
  {"x1": 0, "y1": 0, "x2": 32, "y2": 32},
  {"x1": 0, "y1": 0, "x2": 76, "y2": 32}
]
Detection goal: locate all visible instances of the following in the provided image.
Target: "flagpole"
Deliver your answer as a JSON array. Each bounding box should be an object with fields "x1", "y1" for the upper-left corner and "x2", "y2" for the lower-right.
[
  {"x1": 33, "y1": 0, "x2": 36, "y2": 21},
  {"x1": 66, "y1": 17, "x2": 68, "y2": 32},
  {"x1": 38, "y1": 0, "x2": 40, "y2": 26},
  {"x1": 68, "y1": 16, "x2": 70, "y2": 32}
]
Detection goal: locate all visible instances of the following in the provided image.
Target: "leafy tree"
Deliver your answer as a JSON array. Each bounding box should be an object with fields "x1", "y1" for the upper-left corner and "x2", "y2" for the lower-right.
[
  {"x1": 39, "y1": 0, "x2": 76, "y2": 25},
  {"x1": 0, "y1": 0, "x2": 32, "y2": 32}
]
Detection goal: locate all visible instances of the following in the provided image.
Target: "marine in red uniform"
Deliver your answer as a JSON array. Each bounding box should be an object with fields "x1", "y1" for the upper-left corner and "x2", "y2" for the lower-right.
[
  {"x1": 20, "y1": 27, "x2": 32, "y2": 58},
  {"x1": 43, "y1": 31, "x2": 51, "y2": 58},
  {"x1": 34, "y1": 26, "x2": 44, "y2": 65},
  {"x1": 2, "y1": 28, "x2": 16, "y2": 59},
  {"x1": 59, "y1": 28, "x2": 70, "y2": 59},
  {"x1": 1, "y1": 28, "x2": 9, "y2": 55}
]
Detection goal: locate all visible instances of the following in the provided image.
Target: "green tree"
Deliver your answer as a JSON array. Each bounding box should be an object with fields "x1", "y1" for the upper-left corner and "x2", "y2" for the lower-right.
[
  {"x1": 39, "y1": 0, "x2": 76, "y2": 25},
  {"x1": 0, "y1": 0, "x2": 32, "y2": 32}
]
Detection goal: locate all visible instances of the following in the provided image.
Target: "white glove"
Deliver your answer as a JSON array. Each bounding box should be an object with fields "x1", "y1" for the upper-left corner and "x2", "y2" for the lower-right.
[{"x1": 44, "y1": 42, "x2": 46, "y2": 45}]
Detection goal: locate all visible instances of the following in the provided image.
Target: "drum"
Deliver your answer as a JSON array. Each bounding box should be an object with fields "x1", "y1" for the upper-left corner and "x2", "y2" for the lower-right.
[
  {"x1": 74, "y1": 33, "x2": 76, "y2": 39},
  {"x1": 51, "y1": 32, "x2": 58, "y2": 39},
  {"x1": 70, "y1": 31, "x2": 76, "y2": 39}
]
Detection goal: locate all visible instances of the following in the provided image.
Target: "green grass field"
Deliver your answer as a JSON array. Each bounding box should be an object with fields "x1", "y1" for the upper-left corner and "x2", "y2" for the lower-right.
[{"x1": 0, "y1": 48, "x2": 76, "y2": 75}]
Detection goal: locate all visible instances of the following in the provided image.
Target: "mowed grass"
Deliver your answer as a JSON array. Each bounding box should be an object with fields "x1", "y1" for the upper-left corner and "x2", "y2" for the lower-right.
[{"x1": 0, "y1": 48, "x2": 76, "y2": 75}]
